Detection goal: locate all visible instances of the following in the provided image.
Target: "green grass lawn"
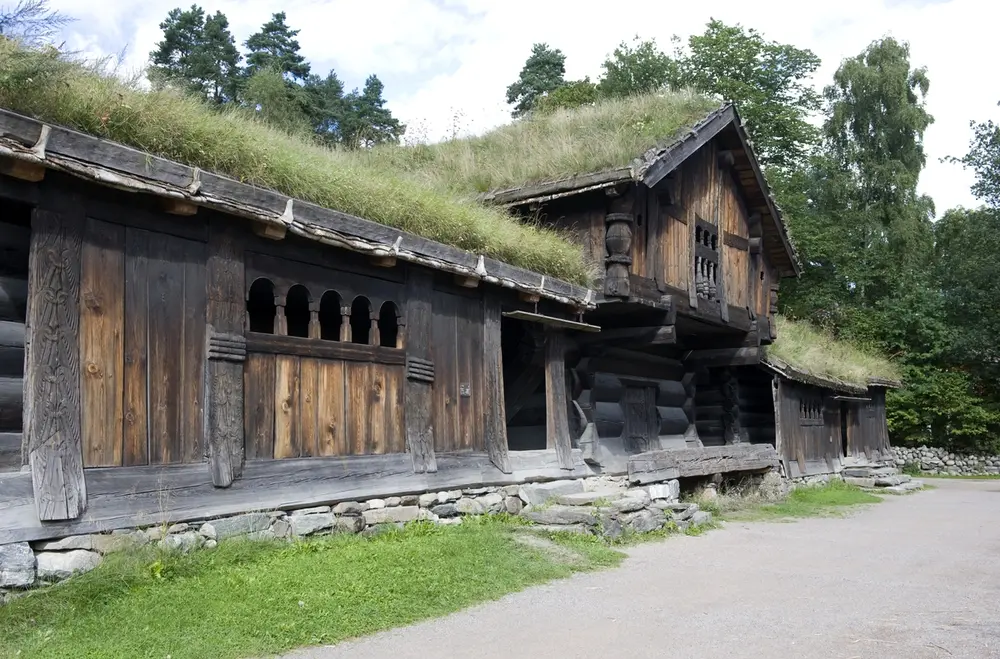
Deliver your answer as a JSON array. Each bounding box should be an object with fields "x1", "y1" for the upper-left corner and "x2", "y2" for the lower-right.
[
  {"x1": 0, "y1": 518, "x2": 622, "y2": 659},
  {"x1": 717, "y1": 480, "x2": 882, "y2": 522}
]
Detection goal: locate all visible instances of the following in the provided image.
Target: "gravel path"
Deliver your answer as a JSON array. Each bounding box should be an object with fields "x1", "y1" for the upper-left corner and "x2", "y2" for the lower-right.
[{"x1": 285, "y1": 479, "x2": 1000, "y2": 659}]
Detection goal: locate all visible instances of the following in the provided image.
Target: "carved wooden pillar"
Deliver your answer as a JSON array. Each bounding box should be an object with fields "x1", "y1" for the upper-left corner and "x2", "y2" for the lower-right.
[
  {"x1": 205, "y1": 218, "x2": 247, "y2": 487},
  {"x1": 26, "y1": 206, "x2": 87, "y2": 520},
  {"x1": 721, "y1": 368, "x2": 744, "y2": 445},
  {"x1": 273, "y1": 295, "x2": 287, "y2": 335},
  {"x1": 545, "y1": 328, "x2": 574, "y2": 470},
  {"x1": 395, "y1": 314, "x2": 406, "y2": 349},
  {"x1": 369, "y1": 310, "x2": 380, "y2": 347},
  {"x1": 404, "y1": 269, "x2": 437, "y2": 473},
  {"x1": 483, "y1": 296, "x2": 511, "y2": 473},
  {"x1": 604, "y1": 212, "x2": 633, "y2": 298},
  {"x1": 308, "y1": 302, "x2": 321, "y2": 339},
  {"x1": 339, "y1": 305, "x2": 351, "y2": 342}
]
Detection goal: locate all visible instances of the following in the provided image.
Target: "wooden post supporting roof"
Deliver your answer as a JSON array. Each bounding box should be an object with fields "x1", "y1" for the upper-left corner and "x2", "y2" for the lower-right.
[
  {"x1": 26, "y1": 207, "x2": 87, "y2": 520},
  {"x1": 403, "y1": 268, "x2": 437, "y2": 473},
  {"x1": 205, "y1": 218, "x2": 246, "y2": 487},
  {"x1": 483, "y1": 297, "x2": 511, "y2": 473},
  {"x1": 544, "y1": 328, "x2": 574, "y2": 470}
]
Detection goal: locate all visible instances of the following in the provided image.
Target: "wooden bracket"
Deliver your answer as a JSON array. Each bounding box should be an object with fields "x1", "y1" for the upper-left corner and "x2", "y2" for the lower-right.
[
  {"x1": 0, "y1": 157, "x2": 45, "y2": 182},
  {"x1": 161, "y1": 198, "x2": 199, "y2": 216},
  {"x1": 518, "y1": 291, "x2": 541, "y2": 304},
  {"x1": 252, "y1": 221, "x2": 286, "y2": 241},
  {"x1": 370, "y1": 254, "x2": 397, "y2": 268},
  {"x1": 454, "y1": 274, "x2": 480, "y2": 288}
]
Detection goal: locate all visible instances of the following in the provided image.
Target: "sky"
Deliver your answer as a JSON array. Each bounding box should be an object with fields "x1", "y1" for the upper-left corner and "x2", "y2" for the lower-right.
[{"x1": 47, "y1": 0, "x2": 995, "y2": 215}]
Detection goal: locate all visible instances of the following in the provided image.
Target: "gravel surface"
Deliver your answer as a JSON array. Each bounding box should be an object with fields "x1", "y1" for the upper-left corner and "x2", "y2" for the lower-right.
[{"x1": 284, "y1": 479, "x2": 1000, "y2": 659}]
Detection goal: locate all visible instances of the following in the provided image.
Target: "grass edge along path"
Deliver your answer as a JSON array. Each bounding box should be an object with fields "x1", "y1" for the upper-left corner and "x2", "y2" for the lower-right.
[
  {"x1": 706, "y1": 480, "x2": 883, "y2": 522},
  {"x1": 0, "y1": 517, "x2": 622, "y2": 659}
]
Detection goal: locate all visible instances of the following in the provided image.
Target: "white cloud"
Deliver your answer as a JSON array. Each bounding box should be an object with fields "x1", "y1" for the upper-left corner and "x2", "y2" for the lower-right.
[{"x1": 48, "y1": 0, "x2": 993, "y2": 213}]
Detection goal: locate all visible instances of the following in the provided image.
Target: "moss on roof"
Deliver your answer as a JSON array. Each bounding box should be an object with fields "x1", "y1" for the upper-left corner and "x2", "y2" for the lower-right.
[
  {"x1": 365, "y1": 91, "x2": 721, "y2": 196},
  {"x1": 0, "y1": 42, "x2": 594, "y2": 284},
  {"x1": 764, "y1": 316, "x2": 901, "y2": 388}
]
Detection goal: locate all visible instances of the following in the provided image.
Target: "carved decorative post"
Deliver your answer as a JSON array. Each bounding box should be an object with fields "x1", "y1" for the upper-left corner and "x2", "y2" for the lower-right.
[
  {"x1": 339, "y1": 305, "x2": 352, "y2": 342},
  {"x1": 273, "y1": 295, "x2": 287, "y2": 335},
  {"x1": 369, "y1": 310, "x2": 381, "y2": 347},
  {"x1": 721, "y1": 368, "x2": 744, "y2": 444},
  {"x1": 604, "y1": 212, "x2": 633, "y2": 298},
  {"x1": 308, "y1": 302, "x2": 321, "y2": 339}
]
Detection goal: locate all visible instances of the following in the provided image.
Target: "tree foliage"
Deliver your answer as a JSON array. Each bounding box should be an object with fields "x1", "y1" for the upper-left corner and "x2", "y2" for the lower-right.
[
  {"x1": 533, "y1": 77, "x2": 598, "y2": 114},
  {"x1": 596, "y1": 37, "x2": 678, "y2": 99},
  {"x1": 0, "y1": 0, "x2": 71, "y2": 45},
  {"x1": 953, "y1": 105, "x2": 1000, "y2": 207},
  {"x1": 505, "y1": 43, "x2": 566, "y2": 117},
  {"x1": 148, "y1": 6, "x2": 403, "y2": 147}
]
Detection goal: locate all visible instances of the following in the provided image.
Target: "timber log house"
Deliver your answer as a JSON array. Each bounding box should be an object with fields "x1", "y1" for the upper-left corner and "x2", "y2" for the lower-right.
[{"x1": 0, "y1": 104, "x2": 894, "y2": 544}]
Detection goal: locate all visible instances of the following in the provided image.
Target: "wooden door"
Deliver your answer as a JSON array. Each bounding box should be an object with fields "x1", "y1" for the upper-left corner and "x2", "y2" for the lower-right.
[
  {"x1": 431, "y1": 290, "x2": 484, "y2": 452},
  {"x1": 622, "y1": 385, "x2": 657, "y2": 454}
]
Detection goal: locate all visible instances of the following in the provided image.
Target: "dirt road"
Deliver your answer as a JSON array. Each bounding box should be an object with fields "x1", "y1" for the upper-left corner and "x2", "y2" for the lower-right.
[{"x1": 286, "y1": 479, "x2": 1000, "y2": 659}]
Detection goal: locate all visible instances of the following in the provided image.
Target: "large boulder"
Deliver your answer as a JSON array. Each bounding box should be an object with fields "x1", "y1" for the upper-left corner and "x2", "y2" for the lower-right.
[
  {"x1": 211, "y1": 513, "x2": 271, "y2": 540},
  {"x1": 36, "y1": 550, "x2": 101, "y2": 581},
  {"x1": 290, "y1": 513, "x2": 335, "y2": 537},
  {"x1": 522, "y1": 505, "x2": 597, "y2": 526},
  {"x1": 0, "y1": 542, "x2": 35, "y2": 588}
]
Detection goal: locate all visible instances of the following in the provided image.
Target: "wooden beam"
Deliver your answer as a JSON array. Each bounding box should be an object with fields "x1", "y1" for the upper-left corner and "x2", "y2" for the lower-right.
[
  {"x1": 684, "y1": 346, "x2": 761, "y2": 368},
  {"x1": 518, "y1": 291, "x2": 541, "y2": 304},
  {"x1": 627, "y1": 444, "x2": 779, "y2": 484},
  {"x1": 454, "y1": 274, "x2": 480, "y2": 288},
  {"x1": 642, "y1": 108, "x2": 736, "y2": 188},
  {"x1": 26, "y1": 207, "x2": 86, "y2": 520},
  {"x1": 544, "y1": 329, "x2": 574, "y2": 470},
  {"x1": 483, "y1": 297, "x2": 511, "y2": 473},
  {"x1": 252, "y1": 221, "x2": 286, "y2": 241},
  {"x1": 403, "y1": 269, "x2": 437, "y2": 473},
  {"x1": 578, "y1": 325, "x2": 675, "y2": 346},
  {"x1": 369, "y1": 254, "x2": 397, "y2": 268},
  {"x1": 0, "y1": 157, "x2": 45, "y2": 182},
  {"x1": 204, "y1": 219, "x2": 246, "y2": 487},
  {"x1": 502, "y1": 310, "x2": 600, "y2": 333},
  {"x1": 160, "y1": 198, "x2": 198, "y2": 216}
]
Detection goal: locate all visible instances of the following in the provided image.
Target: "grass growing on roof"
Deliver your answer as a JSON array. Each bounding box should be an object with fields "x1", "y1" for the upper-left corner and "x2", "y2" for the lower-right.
[
  {"x1": 0, "y1": 41, "x2": 592, "y2": 284},
  {"x1": 0, "y1": 517, "x2": 623, "y2": 659},
  {"x1": 366, "y1": 90, "x2": 721, "y2": 195},
  {"x1": 765, "y1": 315, "x2": 901, "y2": 387}
]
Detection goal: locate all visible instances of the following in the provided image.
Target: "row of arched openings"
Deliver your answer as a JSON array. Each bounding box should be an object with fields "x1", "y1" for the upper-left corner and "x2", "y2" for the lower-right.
[{"x1": 247, "y1": 279, "x2": 400, "y2": 348}]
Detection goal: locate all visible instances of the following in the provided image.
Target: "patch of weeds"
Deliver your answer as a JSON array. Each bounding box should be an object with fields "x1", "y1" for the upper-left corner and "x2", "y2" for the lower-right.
[
  {"x1": 729, "y1": 480, "x2": 881, "y2": 522},
  {"x1": 901, "y1": 462, "x2": 922, "y2": 476}
]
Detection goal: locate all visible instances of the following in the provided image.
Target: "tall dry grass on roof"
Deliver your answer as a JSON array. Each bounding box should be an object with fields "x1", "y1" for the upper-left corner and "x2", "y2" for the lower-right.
[
  {"x1": 363, "y1": 91, "x2": 721, "y2": 195},
  {"x1": 0, "y1": 41, "x2": 593, "y2": 284},
  {"x1": 765, "y1": 316, "x2": 900, "y2": 387}
]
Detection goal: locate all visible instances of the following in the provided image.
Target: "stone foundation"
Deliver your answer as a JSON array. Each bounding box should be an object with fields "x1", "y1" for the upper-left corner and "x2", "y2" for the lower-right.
[
  {"x1": 0, "y1": 474, "x2": 722, "y2": 601},
  {"x1": 892, "y1": 445, "x2": 1000, "y2": 476}
]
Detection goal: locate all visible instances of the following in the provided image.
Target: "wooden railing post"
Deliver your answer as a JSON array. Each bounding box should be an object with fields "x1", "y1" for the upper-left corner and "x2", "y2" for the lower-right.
[
  {"x1": 205, "y1": 218, "x2": 246, "y2": 487},
  {"x1": 545, "y1": 328, "x2": 574, "y2": 470},
  {"x1": 339, "y1": 305, "x2": 352, "y2": 343},
  {"x1": 26, "y1": 207, "x2": 87, "y2": 520}
]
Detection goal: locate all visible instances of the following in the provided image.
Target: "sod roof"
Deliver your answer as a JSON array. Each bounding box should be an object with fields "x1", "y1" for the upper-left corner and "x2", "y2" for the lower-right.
[{"x1": 763, "y1": 316, "x2": 901, "y2": 393}]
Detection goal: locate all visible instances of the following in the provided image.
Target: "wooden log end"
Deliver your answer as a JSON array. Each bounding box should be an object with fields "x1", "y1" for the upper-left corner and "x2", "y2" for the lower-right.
[
  {"x1": 161, "y1": 198, "x2": 199, "y2": 216},
  {"x1": 518, "y1": 291, "x2": 541, "y2": 304},
  {"x1": 0, "y1": 157, "x2": 45, "y2": 182},
  {"x1": 369, "y1": 254, "x2": 397, "y2": 268},
  {"x1": 454, "y1": 274, "x2": 480, "y2": 289},
  {"x1": 252, "y1": 221, "x2": 287, "y2": 241}
]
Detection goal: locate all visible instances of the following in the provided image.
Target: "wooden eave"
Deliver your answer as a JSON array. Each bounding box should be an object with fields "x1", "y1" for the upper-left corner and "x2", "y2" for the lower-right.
[
  {"x1": 0, "y1": 108, "x2": 596, "y2": 310},
  {"x1": 760, "y1": 356, "x2": 868, "y2": 395}
]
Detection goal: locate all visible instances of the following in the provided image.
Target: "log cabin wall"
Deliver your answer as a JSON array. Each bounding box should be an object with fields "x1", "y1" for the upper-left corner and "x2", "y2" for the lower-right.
[
  {"x1": 573, "y1": 349, "x2": 698, "y2": 460},
  {"x1": 693, "y1": 366, "x2": 776, "y2": 448},
  {"x1": 0, "y1": 199, "x2": 29, "y2": 472},
  {"x1": 774, "y1": 379, "x2": 843, "y2": 478}
]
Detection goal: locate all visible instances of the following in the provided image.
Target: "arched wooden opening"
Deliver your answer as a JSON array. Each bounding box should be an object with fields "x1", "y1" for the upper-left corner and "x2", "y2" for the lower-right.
[
  {"x1": 247, "y1": 278, "x2": 276, "y2": 333},
  {"x1": 378, "y1": 301, "x2": 400, "y2": 348},
  {"x1": 285, "y1": 284, "x2": 311, "y2": 338},
  {"x1": 319, "y1": 290, "x2": 342, "y2": 341},
  {"x1": 350, "y1": 296, "x2": 371, "y2": 345}
]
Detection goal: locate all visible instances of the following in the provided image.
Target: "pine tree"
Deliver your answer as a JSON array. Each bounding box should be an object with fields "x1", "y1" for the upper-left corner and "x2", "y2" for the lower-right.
[
  {"x1": 505, "y1": 43, "x2": 566, "y2": 118},
  {"x1": 244, "y1": 12, "x2": 310, "y2": 82},
  {"x1": 149, "y1": 5, "x2": 240, "y2": 104},
  {"x1": 341, "y1": 75, "x2": 404, "y2": 148}
]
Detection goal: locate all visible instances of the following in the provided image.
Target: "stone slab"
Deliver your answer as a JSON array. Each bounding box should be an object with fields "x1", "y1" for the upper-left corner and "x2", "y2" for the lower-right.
[
  {"x1": 518, "y1": 480, "x2": 585, "y2": 506},
  {"x1": 0, "y1": 542, "x2": 35, "y2": 587},
  {"x1": 362, "y1": 506, "x2": 422, "y2": 525},
  {"x1": 36, "y1": 550, "x2": 101, "y2": 581},
  {"x1": 522, "y1": 505, "x2": 597, "y2": 526}
]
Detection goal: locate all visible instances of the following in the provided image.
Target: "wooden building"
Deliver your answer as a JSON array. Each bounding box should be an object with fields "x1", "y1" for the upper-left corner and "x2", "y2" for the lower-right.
[{"x1": 0, "y1": 101, "x2": 894, "y2": 544}]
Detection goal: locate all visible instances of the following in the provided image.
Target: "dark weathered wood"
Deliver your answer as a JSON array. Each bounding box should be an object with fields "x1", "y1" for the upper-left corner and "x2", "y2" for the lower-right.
[
  {"x1": 0, "y1": 157, "x2": 45, "y2": 182},
  {"x1": 504, "y1": 360, "x2": 544, "y2": 423},
  {"x1": 545, "y1": 329, "x2": 573, "y2": 470},
  {"x1": 403, "y1": 269, "x2": 437, "y2": 473},
  {"x1": 483, "y1": 167, "x2": 632, "y2": 206},
  {"x1": 684, "y1": 347, "x2": 761, "y2": 368},
  {"x1": 0, "y1": 375, "x2": 22, "y2": 431},
  {"x1": 122, "y1": 228, "x2": 149, "y2": 467},
  {"x1": 205, "y1": 220, "x2": 246, "y2": 485},
  {"x1": 720, "y1": 368, "x2": 745, "y2": 444},
  {"x1": 580, "y1": 325, "x2": 675, "y2": 346},
  {"x1": 483, "y1": 296, "x2": 511, "y2": 473},
  {"x1": 80, "y1": 218, "x2": 125, "y2": 467},
  {"x1": 26, "y1": 207, "x2": 86, "y2": 520},
  {"x1": 628, "y1": 444, "x2": 779, "y2": 484},
  {"x1": 243, "y1": 353, "x2": 276, "y2": 460},
  {"x1": 723, "y1": 232, "x2": 749, "y2": 251},
  {"x1": 0, "y1": 275, "x2": 27, "y2": 322},
  {"x1": 0, "y1": 448, "x2": 595, "y2": 544},
  {"x1": 245, "y1": 332, "x2": 405, "y2": 365},
  {"x1": 621, "y1": 385, "x2": 657, "y2": 453}
]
